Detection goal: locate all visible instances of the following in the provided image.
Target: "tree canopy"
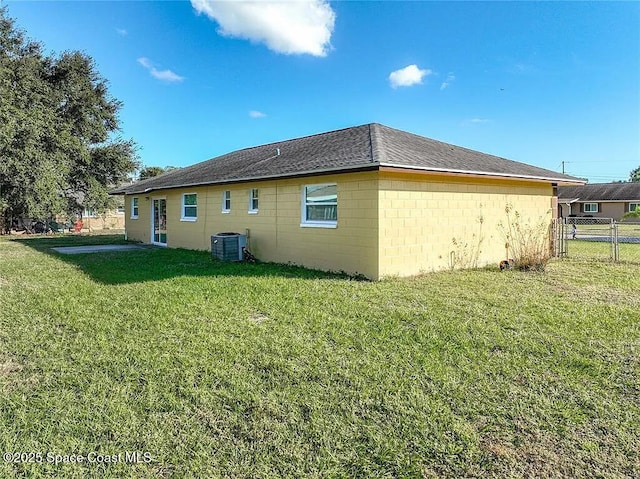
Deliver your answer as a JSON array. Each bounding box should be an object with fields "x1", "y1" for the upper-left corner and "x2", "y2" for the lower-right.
[
  {"x1": 0, "y1": 7, "x2": 139, "y2": 231},
  {"x1": 138, "y1": 165, "x2": 179, "y2": 180},
  {"x1": 630, "y1": 166, "x2": 640, "y2": 182}
]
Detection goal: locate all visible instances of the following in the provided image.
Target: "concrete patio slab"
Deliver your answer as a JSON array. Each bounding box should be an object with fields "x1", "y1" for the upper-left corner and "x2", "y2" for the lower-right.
[{"x1": 52, "y1": 244, "x2": 146, "y2": 254}]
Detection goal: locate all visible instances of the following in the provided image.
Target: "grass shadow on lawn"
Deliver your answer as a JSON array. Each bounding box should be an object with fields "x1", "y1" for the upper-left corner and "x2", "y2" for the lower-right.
[
  {"x1": 9, "y1": 234, "x2": 349, "y2": 285},
  {"x1": 9, "y1": 232, "x2": 130, "y2": 248}
]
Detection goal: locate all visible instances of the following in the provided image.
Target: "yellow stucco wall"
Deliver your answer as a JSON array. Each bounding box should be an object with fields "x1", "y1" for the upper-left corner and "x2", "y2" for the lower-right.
[
  {"x1": 377, "y1": 172, "x2": 554, "y2": 277},
  {"x1": 124, "y1": 195, "x2": 151, "y2": 243},
  {"x1": 124, "y1": 172, "x2": 379, "y2": 279},
  {"x1": 124, "y1": 170, "x2": 555, "y2": 280}
]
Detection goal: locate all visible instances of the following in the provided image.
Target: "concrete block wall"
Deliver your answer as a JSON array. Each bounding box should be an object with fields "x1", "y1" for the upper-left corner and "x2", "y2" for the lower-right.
[
  {"x1": 377, "y1": 172, "x2": 553, "y2": 277},
  {"x1": 124, "y1": 170, "x2": 555, "y2": 280},
  {"x1": 125, "y1": 172, "x2": 379, "y2": 279}
]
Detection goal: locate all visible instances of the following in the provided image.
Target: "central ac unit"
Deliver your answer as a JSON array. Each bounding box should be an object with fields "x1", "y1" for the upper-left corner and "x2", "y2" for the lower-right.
[{"x1": 211, "y1": 233, "x2": 247, "y2": 261}]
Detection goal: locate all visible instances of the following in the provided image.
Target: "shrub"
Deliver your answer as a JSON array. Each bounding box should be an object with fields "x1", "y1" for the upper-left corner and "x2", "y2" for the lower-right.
[
  {"x1": 621, "y1": 210, "x2": 640, "y2": 221},
  {"x1": 450, "y1": 214, "x2": 485, "y2": 270},
  {"x1": 498, "y1": 205, "x2": 551, "y2": 271}
]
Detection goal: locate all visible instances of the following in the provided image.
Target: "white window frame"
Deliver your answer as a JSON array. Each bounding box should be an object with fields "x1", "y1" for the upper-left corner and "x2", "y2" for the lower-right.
[
  {"x1": 629, "y1": 203, "x2": 640, "y2": 212},
  {"x1": 583, "y1": 203, "x2": 598, "y2": 213},
  {"x1": 248, "y1": 188, "x2": 259, "y2": 214},
  {"x1": 222, "y1": 190, "x2": 231, "y2": 214},
  {"x1": 300, "y1": 183, "x2": 338, "y2": 228},
  {"x1": 131, "y1": 197, "x2": 139, "y2": 219},
  {"x1": 181, "y1": 193, "x2": 198, "y2": 221}
]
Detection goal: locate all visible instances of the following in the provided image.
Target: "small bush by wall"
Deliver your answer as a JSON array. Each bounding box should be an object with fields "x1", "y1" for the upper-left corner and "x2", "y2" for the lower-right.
[
  {"x1": 498, "y1": 204, "x2": 551, "y2": 271},
  {"x1": 450, "y1": 214, "x2": 485, "y2": 270}
]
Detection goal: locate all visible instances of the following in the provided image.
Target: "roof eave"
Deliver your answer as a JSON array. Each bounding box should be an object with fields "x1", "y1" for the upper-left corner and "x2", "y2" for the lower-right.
[
  {"x1": 115, "y1": 163, "x2": 379, "y2": 195},
  {"x1": 113, "y1": 162, "x2": 586, "y2": 195},
  {"x1": 378, "y1": 163, "x2": 585, "y2": 185}
]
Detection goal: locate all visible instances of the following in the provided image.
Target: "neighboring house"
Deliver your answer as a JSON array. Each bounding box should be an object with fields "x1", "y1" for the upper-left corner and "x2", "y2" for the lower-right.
[
  {"x1": 558, "y1": 183, "x2": 640, "y2": 221},
  {"x1": 80, "y1": 204, "x2": 126, "y2": 231},
  {"x1": 52, "y1": 191, "x2": 127, "y2": 232},
  {"x1": 111, "y1": 123, "x2": 583, "y2": 279},
  {"x1": 50, "y1": 207, "x2": 124, "y2": 232}
]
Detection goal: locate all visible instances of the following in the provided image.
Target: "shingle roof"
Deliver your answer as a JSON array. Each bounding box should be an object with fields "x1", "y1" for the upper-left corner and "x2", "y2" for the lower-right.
[
  {"x1": 558, "y1": 182, "x2": 640, "y2": 202},
  {"x1": 112, "y1": 123, "x2": 583, "y2": 195}
]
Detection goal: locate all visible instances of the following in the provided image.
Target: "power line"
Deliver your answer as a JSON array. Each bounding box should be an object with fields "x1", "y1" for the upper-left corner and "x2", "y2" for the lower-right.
[{"x1": 567, "y1": 174, "x2": 628, "y2": 181}]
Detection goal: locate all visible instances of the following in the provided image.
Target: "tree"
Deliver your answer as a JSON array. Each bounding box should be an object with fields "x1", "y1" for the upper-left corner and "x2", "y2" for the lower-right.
[
  {"x1": 630, "y1": 166, "x2": 640, "y2": 182},
  {"x1": 0, "y1": 7, "x2": 139, "y2": 232},
  {"x1": 138, "y1": 165, "x2": 179, "y2": 180},
  {"x1": 139, "y1": 166, "x2": 167, "y2": 180}
]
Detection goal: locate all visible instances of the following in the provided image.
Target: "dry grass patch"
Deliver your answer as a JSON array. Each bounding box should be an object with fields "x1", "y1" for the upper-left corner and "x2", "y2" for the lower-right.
[
  {"x1": 249, "y1": 311, "x2": 270, "y2": 323},
  {"x1": 0, "y1": 355, "x2": 22, "y2": 376},
  {"x1": 0, "y1": 354, "x2": 25, "y2": 393},
  {"x1": 547, "y1": 280, "x2": 640, "y2": 307}
]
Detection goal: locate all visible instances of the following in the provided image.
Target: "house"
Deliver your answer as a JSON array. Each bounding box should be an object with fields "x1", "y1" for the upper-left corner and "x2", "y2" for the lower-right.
[
  {"x1": 558, "y1": 182, "x2": 640, "y2": 221},
  {"x1": 55, "y1": 191, "x2": 126, "y2": 232},
  {"x1": 79, "y1": 205, "x2": 126, "y2": 231},
  {"x1": 110, "y1": 123, "x2": 583, "y2": 279},
  {"x1": 11, "y1": 200, "x2": 126, "y2": 234}
]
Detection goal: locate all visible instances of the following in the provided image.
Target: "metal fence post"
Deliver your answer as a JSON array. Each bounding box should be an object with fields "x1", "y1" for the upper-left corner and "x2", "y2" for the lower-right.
[
  {"x1": 610, "y1": 220, "x2": 614, "y2": 261},
  {"x1": 614, "y1": 222, "x2": 619, "y2": 262},
  {"x1": 563, "y1": 218, "x2": 568, "y2": 257},
  {"x1": 552, "y1": 219, "x2": 564, "y2": 257},
  {"x1": 558, "y1": 218, "x2": 567, "y2": 258}
]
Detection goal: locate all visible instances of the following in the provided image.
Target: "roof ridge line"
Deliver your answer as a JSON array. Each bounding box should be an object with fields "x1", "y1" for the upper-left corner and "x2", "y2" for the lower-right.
[
  {"x1": 225, "y1": 123, "x2": 375, "y2": 156},
  {"x1": 368, "y1": 124, "x2": 375, "y2": 163},
  {"x1": 368, "y1": 123, "x2": 386, "y2": 164}
]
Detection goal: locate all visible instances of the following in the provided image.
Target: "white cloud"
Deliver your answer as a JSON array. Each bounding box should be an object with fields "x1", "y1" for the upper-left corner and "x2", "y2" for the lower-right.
[
  {"x1": 137, "y1": 57, "x2": 152, "y2": 69},
  {"x1": 137, "y1": 57, "x2": 185, "y2": 83},
  {"x1": 151, "y1": 69, "x2": 185, "y2": 83},
  {"x1": 469, "y1": 118, "x2": 490, "y2": 124},
  {"x1": 249, "y1": 110, "x2": 266, "y2": 118},
  {"x1": 389, "y1": 64, "x2": 432, "y2": 89},
  {"x1": 190, "y1": 0, "x2": 335, "y2": 57},
  {"x1": 440, "y1": 72, "x2": 455, "y2": 90},
  {"x1": 116, "y1": 28, "x2": 128, "y2": 36}
]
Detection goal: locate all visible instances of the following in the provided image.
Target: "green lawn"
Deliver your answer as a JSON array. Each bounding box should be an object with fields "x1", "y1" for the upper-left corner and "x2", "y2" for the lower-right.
[
  {"x1": 1, "y1": 235, "x2": 638, "y2": 478},
  {"x1": 567, "y1": 239, "x2": 640, "y2": 263}
]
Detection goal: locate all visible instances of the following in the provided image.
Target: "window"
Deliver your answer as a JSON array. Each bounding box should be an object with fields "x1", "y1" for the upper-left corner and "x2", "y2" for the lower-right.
[
  {"x1": 629, "y1": 203, "x2": 640, "y2": 212},
  {"x1": 583, "y1": 203, "x2": 598, "y2": 213},
  {"x1": 301, "y1": 183, "x2": 337, "y2": 227},
  {"x1": 84, "y1": 208, "x2": 98, "y2": 218},
  {"x1": 222, "y1": 190, "x2": 231, "y2": 213},
  {"x1": 131, "y1": 197, "x2": 139, "y2": 219},
  {"x1": 181, "y1": 193, "x2": 197, "y2": 220},
  {"x1": 248, "y1": 188, "x2": 259, "y2": 213}
]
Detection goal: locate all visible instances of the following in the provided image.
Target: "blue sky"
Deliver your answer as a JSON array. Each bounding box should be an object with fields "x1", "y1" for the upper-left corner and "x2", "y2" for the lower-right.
[{"x1": 5, "y1": 1, "x2": 640, "y2": 182}]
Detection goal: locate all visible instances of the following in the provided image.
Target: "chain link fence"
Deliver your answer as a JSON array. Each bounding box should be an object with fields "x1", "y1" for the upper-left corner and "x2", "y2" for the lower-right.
[
  {"x1": 615, "y1": 222, "x2": 640, "y2": 263},
  {"x1": 553, "y1": 217, "x2": 640, "y2": 263}
]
